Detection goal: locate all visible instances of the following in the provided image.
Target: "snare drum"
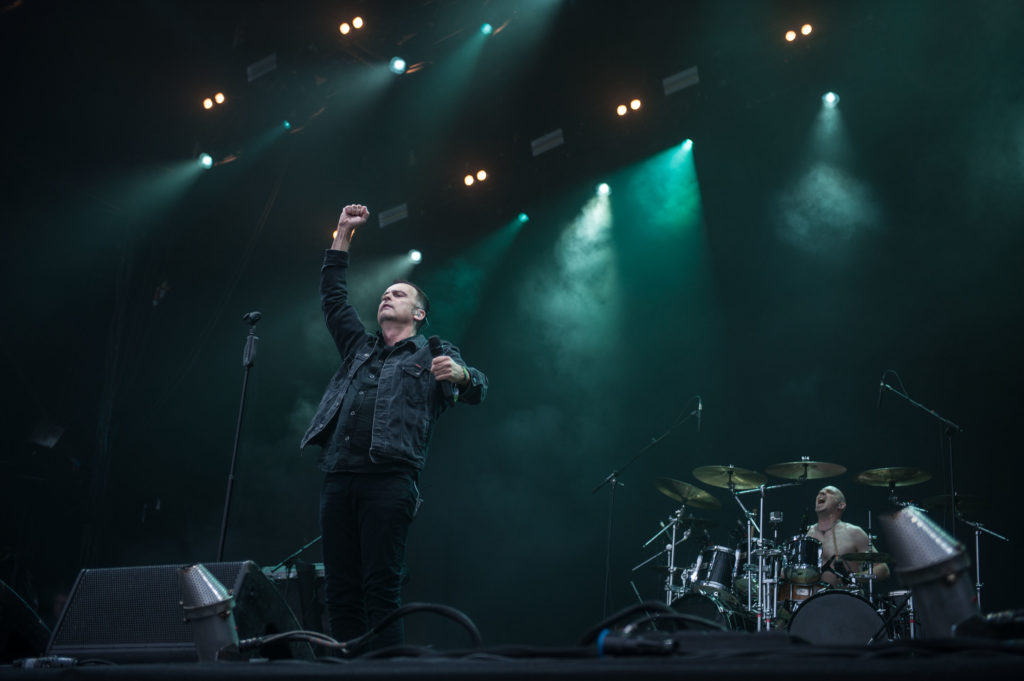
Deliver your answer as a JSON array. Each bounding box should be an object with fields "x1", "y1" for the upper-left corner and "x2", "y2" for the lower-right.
[
  {"x1": 788, "y1": 590, "x2": 885, "y2": 645},
  {"x1": 691, "y1": 545, "x2": 737, "y2": 604},
  {"x1": 783, "y1": 535, "x2": 822, "y2": 584}
]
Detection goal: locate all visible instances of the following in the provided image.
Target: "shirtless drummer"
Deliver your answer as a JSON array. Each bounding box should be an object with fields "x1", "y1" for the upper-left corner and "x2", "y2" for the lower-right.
[{"x1": 806, "y1": 486, "x2": 890, "y2": 587}]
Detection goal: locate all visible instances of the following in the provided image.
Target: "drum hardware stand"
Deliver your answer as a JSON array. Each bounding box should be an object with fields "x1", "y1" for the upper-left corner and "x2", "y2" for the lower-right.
[
  {"x1": 634, "y1": 506, "x2": 695, "y2": 605},
  {"x1": 732, "y1": 481, "x2": 799, "y2": 630},
  {"x1": 868, "y1": 593, "x2": 914, "y2": 644},
  {"x1": 593, "y1": 399, "x2": 701, "y2": 618},
  {"x1": 955, "y1": 514, "x2": 1009, "y2": 611}
]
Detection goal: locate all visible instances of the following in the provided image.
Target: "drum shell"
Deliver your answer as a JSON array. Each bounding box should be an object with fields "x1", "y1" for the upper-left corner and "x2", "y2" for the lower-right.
[
  {"x1": 783, "y1": 535, "x2": 822, "y2": 584},
  {"x1": 671, "y1": 593, "x2": 754, "y2": 632},
  {"x1": 787, "y1": 589, "x2": 884, "y2": 646}
]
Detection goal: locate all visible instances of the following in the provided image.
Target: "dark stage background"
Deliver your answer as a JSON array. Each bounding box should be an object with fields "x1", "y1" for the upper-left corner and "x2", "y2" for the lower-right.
[{"x1": 2, "y1": 0, "x2": 1022, "y2": 649}]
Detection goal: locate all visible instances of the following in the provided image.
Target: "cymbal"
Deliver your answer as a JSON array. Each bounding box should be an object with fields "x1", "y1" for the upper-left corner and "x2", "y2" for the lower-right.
[
  {"x1": 766, "y1": 460, "x2": 847, "y2": 480},
  {"x1": 655, "y1": 478, "x2": 722, "y2": 510},
  {"x1": 840, "y1": 551, "x2": 890, "y2": 564},
  {"x1": 693, "y1": 465, "x2": 767, "y2": 490},
  {"x1": 854, "y1": 467, "x2": 932, "y2": 487},
  {"x1": 922, "y1": 493, "x2": 984, "y2": 513}
]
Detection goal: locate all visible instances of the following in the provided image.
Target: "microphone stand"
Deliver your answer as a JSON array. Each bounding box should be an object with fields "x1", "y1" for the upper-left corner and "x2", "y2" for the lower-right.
[
  {"x1": 879, "y1": 376, "x2": 963, "y2": 532},
  {"x1": 592, "y1": 397, "x2": 701, "y2": 618},
  {"x1": 217, "y1": 312, "x2": 261, "y2": 562}
]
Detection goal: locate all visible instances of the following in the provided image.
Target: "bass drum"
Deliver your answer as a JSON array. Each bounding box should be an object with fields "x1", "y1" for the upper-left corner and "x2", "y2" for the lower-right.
[
  {"x1": 671, "y1": 593, "x2": 753, "y2": 632},
  {"x1": 788, "y1": 590, "x2": 884, "y2": 646}
]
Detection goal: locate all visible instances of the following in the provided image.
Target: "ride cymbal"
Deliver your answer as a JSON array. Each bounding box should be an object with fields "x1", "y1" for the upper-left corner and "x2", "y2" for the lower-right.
[
  {"x1": 692, "y1": 465, "x2": 767, "y2": 490},
  {"x1": 854, "y1": 467, "x2": 932, "y2": 487},
  {"x1": 655, "y1": 477, "x2": 722, "y2": 510},
  {"x1": 766, "y1": 460, "x2": 847, "y2": 480}
]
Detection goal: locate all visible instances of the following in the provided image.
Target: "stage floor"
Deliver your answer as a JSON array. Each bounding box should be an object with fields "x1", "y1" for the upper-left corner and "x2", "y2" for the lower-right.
[{"x1": 3, "y1": 636, "x2": 1023, "y2": 681}]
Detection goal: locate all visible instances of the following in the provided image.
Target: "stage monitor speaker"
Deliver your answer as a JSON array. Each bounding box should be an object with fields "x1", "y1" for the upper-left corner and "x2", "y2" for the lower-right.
[{"x1": 46, "y1": 561, "x2": 314, "y2": 663}]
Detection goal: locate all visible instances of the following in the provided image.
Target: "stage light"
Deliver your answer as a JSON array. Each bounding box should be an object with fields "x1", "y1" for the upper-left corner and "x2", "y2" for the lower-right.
[
  {"x1": 681, "y1": 138, "x2": 693, "y2": 152},
  {"x1": 630, "y1": 98, "x2": 641, "y2": 111},
  {"x1": 476, "y1": 169, "x2": 487, "y2": 182},
  {"x1": 597, "y1": 183, "x2": 611, "y2": 196},
  {"x1": 785, "y1": 30, "x2": 797, "y2": 42},
  {"x1": 801, "y1": 23, "x2": 813, "y2": 35},
  {"x1": 480, "y1": 23, "x2": 493, "y2": 35},
  {"x1": 517, "y1": 213, "x2": 530, "y2": 224},
  {"x1": 199, "y1": 153, "x2": 213, "y2": 170},
  {"x1": 214, "y1": 92, "x2": 225, "y2": 104},
  {"x1": 339, "y1": 22, "x2": 351, "y2": 35},
  {"x1": 464, "y1": 174, "x2": 475, "y2": 186},
  {"x1": 822, "y1": 91, "x2": 839, "y2": 108},
  {"x1": 352, "y1": 16, "x2": 364, "y2": 29},
  {"x1": 616, "y1": 104, "x2": 627, "y2": 116},
  {"x1": 282, "y1": 120, "x2": 292, "y2": 130},
  {"x1": 408, "y1": 249, "x2": 422, "y2": 264},
  {"x1": 389, "y1": 57, "x2": 407, "y2": 74},
  {"x1": 202, "y1": 97, "x2": 214, "y2": 110}
]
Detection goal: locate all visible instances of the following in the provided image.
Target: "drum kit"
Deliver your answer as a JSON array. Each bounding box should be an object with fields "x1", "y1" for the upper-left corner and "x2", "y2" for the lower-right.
[{"x1": 634, "y1": 459, "x2": 944, "y2": 644}]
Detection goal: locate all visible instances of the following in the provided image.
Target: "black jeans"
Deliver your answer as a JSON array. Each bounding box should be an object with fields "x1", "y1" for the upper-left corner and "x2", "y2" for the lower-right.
[{"x1": 320, "y1": 472, "x2": 418, "y2": 650}]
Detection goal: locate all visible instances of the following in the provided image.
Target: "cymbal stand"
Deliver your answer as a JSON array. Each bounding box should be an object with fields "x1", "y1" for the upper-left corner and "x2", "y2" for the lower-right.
[
  {"x1": 633, "y1": 506, "x2": 694, "y2": 605},
  {"x1": 955, "y1": 513, "x2": 1009, "y2": 611},
  {"x1": 734, "y1": 481, "x2": 801, "y2": 630}
]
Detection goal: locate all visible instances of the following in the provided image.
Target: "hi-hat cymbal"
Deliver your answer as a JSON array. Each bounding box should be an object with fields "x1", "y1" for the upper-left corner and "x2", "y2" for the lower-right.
[
  {"x1": 840, "y1": 551, "x2": 890, "y2": 564},
  {"x1": 692, "y1": 465, "x2": 767, "y2": 490},
  {"x1": 655, "y1": 478, "x2": 722, "y2": 510},
  {"x1": 855, "y1": 467, "x2": 932, "y2": 487},
  {"x1": 766, "y1": 460, "x2": 847, "y2": 480},
  {"x1": 922, "y1": 493, "x2": 984, "y2": 513}
]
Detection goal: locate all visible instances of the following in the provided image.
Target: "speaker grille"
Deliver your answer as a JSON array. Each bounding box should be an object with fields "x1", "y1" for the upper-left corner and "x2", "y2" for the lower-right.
[{"x1": 46, "y1": 561, "x2": 309, "y2": 662}]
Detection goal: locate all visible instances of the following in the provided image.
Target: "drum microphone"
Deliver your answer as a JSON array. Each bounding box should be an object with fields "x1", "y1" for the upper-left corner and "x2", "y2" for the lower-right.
[{"x1": 428, "y1": 335, "x2": 458, "y2": 402}]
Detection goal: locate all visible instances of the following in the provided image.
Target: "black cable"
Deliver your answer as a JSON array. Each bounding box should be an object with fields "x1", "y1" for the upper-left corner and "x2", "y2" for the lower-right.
[
  {"x1": 235, "y1": 602, "x2": 481, "y2": 657},
  {"x1": 578, "y1": 600, "x2": 676, "y2": 645}
]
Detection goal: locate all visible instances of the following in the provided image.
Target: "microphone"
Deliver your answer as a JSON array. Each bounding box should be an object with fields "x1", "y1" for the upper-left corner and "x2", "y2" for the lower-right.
[
  {"x1": 242, "y1": 311, "x2": 262, "y2": 325},
  {"x1": 696, "y1": 396, "x2": 702, "y2": 433},
  {"x1": 877, "y1": 373, "x2": 886, "y2": 408},
  {"x1": 427, "y1": 335, "x2": 458, "y2": 403}
]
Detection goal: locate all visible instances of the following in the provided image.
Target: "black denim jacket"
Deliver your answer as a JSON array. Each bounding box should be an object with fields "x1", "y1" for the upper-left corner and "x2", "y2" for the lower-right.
[{"x1": 300, "y1": 250, "x2": 487, "y2": 471}]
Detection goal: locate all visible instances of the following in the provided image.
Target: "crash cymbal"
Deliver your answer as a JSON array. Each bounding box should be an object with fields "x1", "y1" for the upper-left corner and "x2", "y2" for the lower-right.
[
  {"x1": 840, "y1": 552, "x2": 890, "y2": 564},
  {"x1": 692, "y1": 465, "x2": 767, "y2": 490},
  {"x1": 655, "y1": 478, "x2": 722, "y2": 510},
  {"x1": 922, "y1": 493, "x2": 984, "y2": 513},
  {"x1": 854, "y1": 467, "x2": 932, "y2": 487},
  {"x1": 766, "y1": 460, "x2": 848, "y2": 480}
]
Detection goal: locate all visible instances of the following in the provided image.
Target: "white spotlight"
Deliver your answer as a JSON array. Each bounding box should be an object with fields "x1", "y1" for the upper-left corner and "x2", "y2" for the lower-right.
[
  {"x1": 596, "y1": 183, "x2": 611, "y2": 196},
  {"x1": 408, "y1": 249, "x2": 423, "y2": 264},
  {"x1": 822, "y1": 91, "x2": 840, "y2": 108}
]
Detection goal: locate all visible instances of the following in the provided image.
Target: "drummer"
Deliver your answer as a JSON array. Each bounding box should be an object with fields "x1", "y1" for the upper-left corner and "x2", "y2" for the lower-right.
[{"x1": 806, "y1": 486, "x2": 889, "y2": 587}]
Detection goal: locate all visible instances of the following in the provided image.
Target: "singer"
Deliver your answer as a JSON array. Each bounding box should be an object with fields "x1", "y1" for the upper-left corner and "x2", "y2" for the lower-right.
[{"x1": 300, "y1": 204, "x2": 488, "y2": 650}]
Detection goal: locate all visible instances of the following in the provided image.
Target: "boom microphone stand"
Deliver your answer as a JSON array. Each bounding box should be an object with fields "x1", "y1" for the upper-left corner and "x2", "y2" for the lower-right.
[
  {"x1": 217, "y1": 311, "x2": 262, "y2": 562},
  {"x1": 877, "y1": 371, "x2": 963, "y2": 531},
  {"x1": 592, "y1": 396, "x2": 701, "y2": 617}
]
